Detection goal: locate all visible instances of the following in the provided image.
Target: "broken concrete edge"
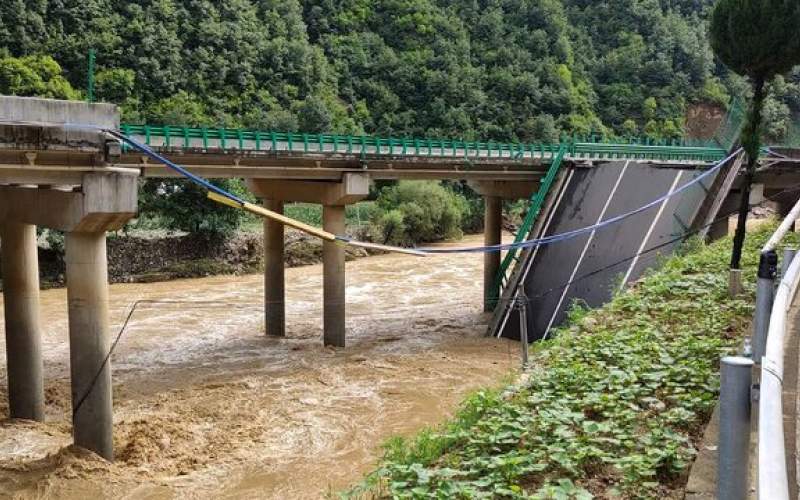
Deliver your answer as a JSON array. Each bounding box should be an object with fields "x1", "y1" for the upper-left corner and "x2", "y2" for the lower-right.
[
  {"x1": 0, "y1": 172, "x2": 138, "y2": 233},
  {"x1": 0, "y1": 96, "x2": 118, "y2": 129},
  {"x1": 0, "y1": 95, "x2": 119, "y2": 152}
]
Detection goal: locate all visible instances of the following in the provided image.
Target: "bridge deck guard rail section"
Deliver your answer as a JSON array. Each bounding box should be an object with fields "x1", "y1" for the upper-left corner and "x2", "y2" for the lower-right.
[
  {"x1": 490, "y1": 146, "x2": 567, "y2": 307},
  {"x1": 119, "y1": 125, "x2": 728, "y2": 163}
]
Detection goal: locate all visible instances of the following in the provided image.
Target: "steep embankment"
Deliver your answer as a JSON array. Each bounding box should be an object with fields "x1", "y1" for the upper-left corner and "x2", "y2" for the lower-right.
[{"x1": 350, "y1": 227, "x2": 792, "y2": 499}]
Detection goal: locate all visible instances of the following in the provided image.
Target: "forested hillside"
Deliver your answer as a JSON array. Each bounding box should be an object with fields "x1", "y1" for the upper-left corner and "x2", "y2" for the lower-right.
[{"x1": 2, "y1": 0, "x2": 798, "y2": 142}]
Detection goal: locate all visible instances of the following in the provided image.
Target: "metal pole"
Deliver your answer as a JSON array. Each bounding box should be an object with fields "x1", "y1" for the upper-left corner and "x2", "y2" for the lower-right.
[
  {"x1": 718, "y1": 356, "x2": 754, "y2": 500},
  {"x1": 517, "y1": 293, "x2": 529, "y2": 367},
  {"x1": 87, "y1": 49, "x2": 95, "y2": 103},
  {"x1": 753, "y1": 251, "x2": 777, "y2": 362},
  {"x1": 781, "y1": 247, "x2": 796, "y2": 278}
]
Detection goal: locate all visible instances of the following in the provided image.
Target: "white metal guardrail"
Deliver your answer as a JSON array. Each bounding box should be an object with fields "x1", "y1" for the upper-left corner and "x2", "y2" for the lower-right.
[
  {"x1": 755, "y1": 200, "x2": 800, "y2": 500},
  {"x1": 719, "y1": 198, "x2": 800, "y2": 499}
]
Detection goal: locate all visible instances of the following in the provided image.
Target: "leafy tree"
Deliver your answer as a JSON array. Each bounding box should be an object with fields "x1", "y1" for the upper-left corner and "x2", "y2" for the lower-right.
[
  {"x1": 138, "y1": 178, "x2": 254, "y2": 240},
  {"x1": 371, "y1": 181, "x2": 467, "y2": 246},
  {"x1": 0, "y1": 55, "x2": 79, "y2": 99},
  {"x1": 95, "y1": 68, "x2": 135, "y2": 103},
  {"x1": 710, "y1": 0, "x2": 800, "y2": 269}
]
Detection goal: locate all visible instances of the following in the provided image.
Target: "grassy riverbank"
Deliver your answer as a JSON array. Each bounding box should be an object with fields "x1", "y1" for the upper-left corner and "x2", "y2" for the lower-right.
[{"x1": 350, "y1": 226, "x2": 794, "y2": 499}]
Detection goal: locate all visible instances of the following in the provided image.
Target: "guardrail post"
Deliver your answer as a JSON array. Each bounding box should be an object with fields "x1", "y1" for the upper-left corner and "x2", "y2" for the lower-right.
[
  {"x1": 718, "y1": 356, "x2": 754, "y2": 500},
  {"x1": 516, "y1": 293, "x2": 529, "y2": 368},
  {"x1": 753, "y1": 250, "x2": 778, "y2": 362},
  {"x1": 781, "y1": 247, "x2": 797, "y2": 278}
]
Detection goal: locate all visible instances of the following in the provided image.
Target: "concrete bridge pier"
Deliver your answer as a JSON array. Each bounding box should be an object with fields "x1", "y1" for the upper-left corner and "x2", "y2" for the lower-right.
[
  {"x1": 263, "y1": 200, "x2": 285, "y2": 337},
  {"x1": 0, "y1": 173, "x2": 137, "y2": 460},
  {"x1": 482, "y1": 196, "x2": 502, "y2": 312},
  {"x1": 323, "y1": 205, "x2": 346, "y2": 347},
  {"x1": 0, "y1": 221, "x2": 45, "y2": 421},
  {"x1": 469, "y1": 181, "x2": 538, "y2": 312},
  {"x1": 248, "y1": 174, "x2": 369, "y2": 347},
  {"x1": 65, "y1": 230, "x2": 113, "y2": 459}
]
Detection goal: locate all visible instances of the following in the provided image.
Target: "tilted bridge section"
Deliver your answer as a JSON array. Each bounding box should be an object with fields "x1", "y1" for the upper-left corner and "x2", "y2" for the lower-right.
[{"x1": 3, "y1": 95, "x2": 798, "y2": 462}]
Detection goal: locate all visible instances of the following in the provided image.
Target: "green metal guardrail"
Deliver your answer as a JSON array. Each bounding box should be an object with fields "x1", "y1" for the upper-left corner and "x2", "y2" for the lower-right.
[
  {"x1": 488, "y1": 145, "x2": 568, "y2": 308},
  {"x1": 120, "y1": 124, "x2": 728, "y2": 162}
]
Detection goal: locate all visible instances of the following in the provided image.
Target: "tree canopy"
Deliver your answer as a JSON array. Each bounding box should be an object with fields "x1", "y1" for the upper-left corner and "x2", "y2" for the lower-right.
[
  {"x1": 710, "y1": 0, "x2": 800, "y2": 82},
  {"x1": 3, "y1": 0, "x2": 797, "y2": 143},
  {"x1": 709, "y1": 0, "x2": 800, "y2": 269}
]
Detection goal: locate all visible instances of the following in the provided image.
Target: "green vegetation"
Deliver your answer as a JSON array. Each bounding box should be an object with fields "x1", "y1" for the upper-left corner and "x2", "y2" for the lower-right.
[
  {"x1": 349, "y1": 227, "x2": 794, "y2": 498},
  {"x1": 1, "y1": 1, "x2": 799, "y2": 241},
  {"x1": 710, "y1": 0, "x2": 800, "y2": 269},
  {"x1": 280, "y1": 202, "x2": 380, "y2": 230},
  {"x1": 137, "y1": 178, "x2": 256, "y2": 240},
  {"x1": 370, "y1": 181, "x2": 474, "y2": 246},
  {"x1": 1, "y1": 0, "x2": 798, "y2": 142}
]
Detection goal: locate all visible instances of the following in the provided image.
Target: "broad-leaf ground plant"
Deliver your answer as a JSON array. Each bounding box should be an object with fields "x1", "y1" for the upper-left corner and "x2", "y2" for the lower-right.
[{"x1": 347, "y1": 225, "x2": 796, "y2": 498}]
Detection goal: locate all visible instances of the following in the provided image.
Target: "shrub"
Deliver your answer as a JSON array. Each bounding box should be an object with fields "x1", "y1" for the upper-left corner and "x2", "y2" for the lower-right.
[
  {"x1": 138, "y1": 178, "x2": 254, "y2": 240},
  {"x1": 371, "y1": 181, "x2": 467, "y2": 246}
]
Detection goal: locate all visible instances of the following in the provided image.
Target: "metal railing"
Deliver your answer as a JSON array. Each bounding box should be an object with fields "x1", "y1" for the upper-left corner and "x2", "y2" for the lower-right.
[
  {"x1": 119, "y1": 124, "x2": 728, "y2": 163},
  {"x1": 718, "y1": 199, "x2": 800, "y2": 499}
]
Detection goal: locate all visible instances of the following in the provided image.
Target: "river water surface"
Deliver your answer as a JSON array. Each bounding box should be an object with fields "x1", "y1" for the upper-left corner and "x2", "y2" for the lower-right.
[{"x1": 0, "y1": 234, "x2": 516, "y2": 498}]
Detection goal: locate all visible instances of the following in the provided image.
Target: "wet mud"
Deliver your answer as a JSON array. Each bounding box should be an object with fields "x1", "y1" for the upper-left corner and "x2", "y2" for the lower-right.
[{"x1": 0, "y1": 234, "x2": 516, "y2": 499}]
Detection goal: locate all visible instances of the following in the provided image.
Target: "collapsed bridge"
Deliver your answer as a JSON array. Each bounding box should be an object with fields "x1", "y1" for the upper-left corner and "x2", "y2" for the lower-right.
[{"x1": 0, "y1": 95, "x2": 797, "y2": 460}]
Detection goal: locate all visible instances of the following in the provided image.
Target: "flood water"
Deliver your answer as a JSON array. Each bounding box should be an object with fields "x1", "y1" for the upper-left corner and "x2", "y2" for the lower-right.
[{"x1": 0, "y1": 234, "x2": 516, "y2": 499}]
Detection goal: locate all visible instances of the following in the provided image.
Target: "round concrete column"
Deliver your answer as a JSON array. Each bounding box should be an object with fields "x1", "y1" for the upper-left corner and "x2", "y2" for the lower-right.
[
  {"x1": 483, "y1": 196, "x2": 502, "y2": 312},
  {"x1": 264, "y1": 200, "x2": 285, "y2": 337},
  {"x1": 323, "y1": 205, "x2": 346, "y2": 347},
  {"x1": 0, "y1": 222, "x2": 44, "y2": 421},
  {"x1": 65, "y1": 231, "x2": 113, "y2": 460}
]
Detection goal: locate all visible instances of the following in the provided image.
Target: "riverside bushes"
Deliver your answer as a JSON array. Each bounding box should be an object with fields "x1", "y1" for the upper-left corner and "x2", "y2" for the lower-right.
[
  {"x1": 370, "y1": 181, "x2": 472, "y2": 246},
  {"x1": 350, "y1": 227, "x2": 793, "y2": 498}
]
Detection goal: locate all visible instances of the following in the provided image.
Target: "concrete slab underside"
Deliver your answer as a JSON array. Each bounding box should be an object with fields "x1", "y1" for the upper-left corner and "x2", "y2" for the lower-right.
[{"x1": 498, "y1": 162, "x2": 715, "y2": 341}]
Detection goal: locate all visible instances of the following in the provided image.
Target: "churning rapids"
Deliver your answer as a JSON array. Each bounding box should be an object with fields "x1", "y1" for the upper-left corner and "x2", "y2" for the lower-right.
[{"x1": 0, "y1": 234, "x2": 516, "y2": 499}]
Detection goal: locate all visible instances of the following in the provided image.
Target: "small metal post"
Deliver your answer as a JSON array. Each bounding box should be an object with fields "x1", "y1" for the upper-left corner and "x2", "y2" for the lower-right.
[
  {"x1": 718, "y1": 356, "x2": 754, "y2": 500},
  {"x1": 753, "y1": 251, "x2": 777, "y2": 362},
  {"x1": 87, "y1": 49, "x2": 96, "y2": 103},
  {"x1": 781, "y1": 247, "x2": 797, "y2": 278},
  {"x1": 517, "y1": 293, "x2": 529, "y2": 367}
]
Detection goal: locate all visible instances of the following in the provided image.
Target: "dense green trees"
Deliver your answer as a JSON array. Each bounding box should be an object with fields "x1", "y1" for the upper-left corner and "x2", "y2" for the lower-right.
[
  {"x1": 3, "y1": 0, "x2": 796, "y2": 142},
  {"x1": 709, "y1": 0, "x2": 800, "y2": 269}
]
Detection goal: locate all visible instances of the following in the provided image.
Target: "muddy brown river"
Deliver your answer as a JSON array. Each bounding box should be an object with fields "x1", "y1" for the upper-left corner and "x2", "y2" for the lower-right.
[{"x1": 0, "y1": 234, "x2": 516, "y2": 499}]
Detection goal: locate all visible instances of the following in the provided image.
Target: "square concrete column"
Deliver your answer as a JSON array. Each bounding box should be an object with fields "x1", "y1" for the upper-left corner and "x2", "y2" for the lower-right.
[
  {"x1": 264, "y1": 200, "x2": 285, "y2": 337},
  {"x1": 323, "y1": 205, "x2": 346, "y2": 347},
  {"x1": 65, "y1": 231, "x2": 113, "y2": 460},
  {"x1": 0, "y1": 222, "x2": 44, "y2": 421},
  {"x1": 483, "y1": 196, "x2": 502, "y2": 312}
]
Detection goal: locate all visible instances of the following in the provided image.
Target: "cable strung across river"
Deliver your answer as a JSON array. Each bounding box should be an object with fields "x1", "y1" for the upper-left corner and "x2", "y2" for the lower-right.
[{"x1": 105, "y1": 129, "x2": 740, "y2": 257}]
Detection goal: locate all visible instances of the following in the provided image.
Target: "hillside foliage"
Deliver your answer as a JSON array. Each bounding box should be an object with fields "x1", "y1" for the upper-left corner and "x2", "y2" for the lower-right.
[{"x1": 1, "y1": 0, "x2": 798, "y2": 143}]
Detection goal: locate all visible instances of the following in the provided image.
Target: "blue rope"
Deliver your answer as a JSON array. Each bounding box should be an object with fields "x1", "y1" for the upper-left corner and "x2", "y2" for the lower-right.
[
  {"x1": 416, "y1": 149, "x2": 742, "y2": 254},
  {"x1": 107, "y1": 130, "x2": 247, "y2": 205},
  {"x1": 109, "y1": 126, "x2": 739, "y2": 256}
]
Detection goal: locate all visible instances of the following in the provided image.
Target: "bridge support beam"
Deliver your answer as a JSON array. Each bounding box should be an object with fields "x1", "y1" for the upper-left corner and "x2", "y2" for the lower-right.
[
  {"x1": 248, "y1": 174, "x2": 369, "y2": 347},
  {"x1": 483, "y1": 196, "x2": 502, "y2": 312},
  {"x1": 0, "y1": 221, "x2": 45, "y2": 422},
  {"x1": 0, "y1": 174, "x2": 137, "y2": 461},
  {"x1": 65, "y1": 231, "x2": 113, "y2": 460},
  {"x1": 263, "y1": 200, "x2": 285, "y2": 337},
  {"x1": 323, "y1": 205, "x2": 346, "y2": 347},
  {"x1": 468, "y1": 181, "x2": 538, "y2": 313}
]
